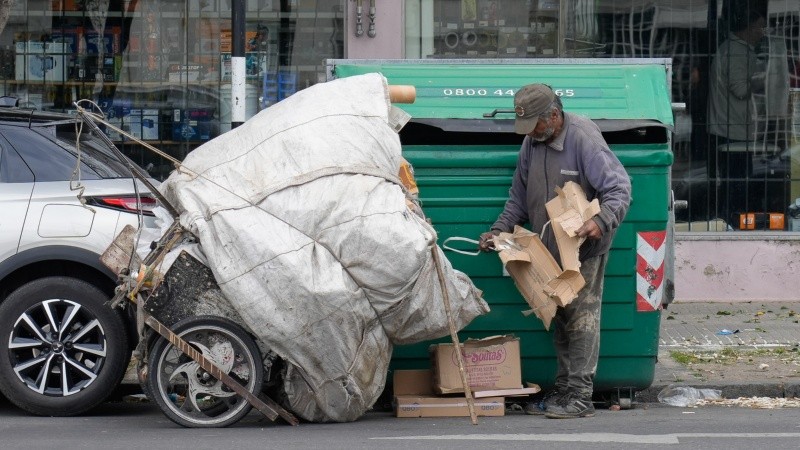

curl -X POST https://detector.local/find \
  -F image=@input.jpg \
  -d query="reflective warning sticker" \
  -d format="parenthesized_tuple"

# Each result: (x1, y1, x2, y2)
(636, 231, 666, 312)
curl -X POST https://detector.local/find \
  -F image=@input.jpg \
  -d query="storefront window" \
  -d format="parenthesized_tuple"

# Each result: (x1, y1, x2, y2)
(404, 0, 800, 232)
(0, 0, 344, 180)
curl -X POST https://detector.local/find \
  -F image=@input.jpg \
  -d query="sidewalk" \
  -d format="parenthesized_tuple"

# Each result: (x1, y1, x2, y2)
(637, 301, 800, 402)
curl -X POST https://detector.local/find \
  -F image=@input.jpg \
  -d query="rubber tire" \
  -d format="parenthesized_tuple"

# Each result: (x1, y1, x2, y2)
(0, 276, 128, 416)
(146, 316, 263, 428)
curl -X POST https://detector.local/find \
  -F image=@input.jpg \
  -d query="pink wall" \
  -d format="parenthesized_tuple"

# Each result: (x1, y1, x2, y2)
(345, 1, 405, 58)
(675, 237, 800, 302)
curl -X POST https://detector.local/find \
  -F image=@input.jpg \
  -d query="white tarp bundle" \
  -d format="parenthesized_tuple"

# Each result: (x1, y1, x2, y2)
(158, 73, 488, 422)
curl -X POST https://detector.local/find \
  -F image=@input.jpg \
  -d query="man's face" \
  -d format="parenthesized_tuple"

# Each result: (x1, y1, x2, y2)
(530, 111, 555, 142)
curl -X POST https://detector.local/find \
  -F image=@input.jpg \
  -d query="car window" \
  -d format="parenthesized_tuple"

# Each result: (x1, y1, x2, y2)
(50, 123, 146, 179)
(0, 135, 34, 183)
(3, 126, 101, 182)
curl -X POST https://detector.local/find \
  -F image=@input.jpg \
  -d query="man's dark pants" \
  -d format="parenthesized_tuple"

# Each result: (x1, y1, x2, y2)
(552, 253, 607, 398)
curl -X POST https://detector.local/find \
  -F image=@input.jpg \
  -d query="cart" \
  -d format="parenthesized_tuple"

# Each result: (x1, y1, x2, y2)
(76, 78, 482, 427)
(73, 103, 300, 428)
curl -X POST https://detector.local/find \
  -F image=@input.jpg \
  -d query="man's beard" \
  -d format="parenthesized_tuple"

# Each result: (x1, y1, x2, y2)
(532, 125, 555, 142)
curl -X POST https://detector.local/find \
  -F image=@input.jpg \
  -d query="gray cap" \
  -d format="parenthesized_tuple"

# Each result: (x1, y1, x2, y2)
(513, 84, 555, 135)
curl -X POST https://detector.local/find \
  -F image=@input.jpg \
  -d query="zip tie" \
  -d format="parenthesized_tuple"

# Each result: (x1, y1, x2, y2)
(442, 236, 482, 256)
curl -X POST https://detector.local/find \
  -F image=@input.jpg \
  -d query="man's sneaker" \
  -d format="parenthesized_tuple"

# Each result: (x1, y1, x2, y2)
(544, 392, 595, 419)
(523, 389, 565, 415)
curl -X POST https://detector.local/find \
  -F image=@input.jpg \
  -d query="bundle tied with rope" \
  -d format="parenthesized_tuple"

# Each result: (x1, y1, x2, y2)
(137, 73, 489, 422)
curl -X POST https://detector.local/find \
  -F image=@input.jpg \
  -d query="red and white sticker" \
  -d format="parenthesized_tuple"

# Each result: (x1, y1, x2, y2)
(636, 231, 666, 312)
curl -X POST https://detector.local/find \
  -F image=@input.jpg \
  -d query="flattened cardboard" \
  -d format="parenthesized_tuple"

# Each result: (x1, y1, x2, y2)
(430, 335, 521, 394)
(395, 395, 505, 417)
(100, 224, 140, 276)
(545, 181, 602, 274)
(494, 182, 601, 326)
(493, 227, 560, 329)
(473, 386, 541, 398)
(393, 369, 505, 418)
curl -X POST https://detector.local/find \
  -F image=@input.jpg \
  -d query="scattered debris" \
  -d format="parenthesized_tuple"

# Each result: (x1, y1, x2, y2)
(123, 394, 150, 403)
(716, 329, 739, 335)
(697, 397, 800, 409)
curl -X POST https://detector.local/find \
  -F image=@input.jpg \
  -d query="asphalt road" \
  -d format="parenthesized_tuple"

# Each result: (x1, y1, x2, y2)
(2, 397, 800, 450)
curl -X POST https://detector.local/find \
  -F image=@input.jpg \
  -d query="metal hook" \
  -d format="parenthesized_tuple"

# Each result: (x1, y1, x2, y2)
(355, 0, 364, 37)
(367, 0, 376, 38)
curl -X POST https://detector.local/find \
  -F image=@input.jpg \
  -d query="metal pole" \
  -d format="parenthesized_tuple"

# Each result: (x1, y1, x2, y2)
(231, 0, 246, 129)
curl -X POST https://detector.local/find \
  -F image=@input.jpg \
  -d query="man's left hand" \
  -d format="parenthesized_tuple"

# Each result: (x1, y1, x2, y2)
(576, 219, 602, 240)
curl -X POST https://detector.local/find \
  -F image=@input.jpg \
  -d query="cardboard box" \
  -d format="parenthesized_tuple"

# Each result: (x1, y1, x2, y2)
(430, 335, 521, 394)
(395, 395, 505, 418)
(15, 42, 68, 82)
(393, 369, 505, 418)
(394, 369, 435, 396)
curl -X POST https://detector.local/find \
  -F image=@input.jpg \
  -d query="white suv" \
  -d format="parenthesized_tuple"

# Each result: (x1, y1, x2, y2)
(0, 108, 156, 416)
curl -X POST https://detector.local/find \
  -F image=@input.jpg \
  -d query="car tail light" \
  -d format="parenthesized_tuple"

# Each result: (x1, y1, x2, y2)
(89, 195, 157, 216)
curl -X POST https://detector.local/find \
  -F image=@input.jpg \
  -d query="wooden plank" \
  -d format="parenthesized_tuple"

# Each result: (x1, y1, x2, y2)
(144, 315, 299, 426)
(100, 224, 140, 276)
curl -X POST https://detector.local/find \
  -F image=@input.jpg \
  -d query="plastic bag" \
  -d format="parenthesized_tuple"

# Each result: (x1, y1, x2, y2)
(657, 385, 722, 407)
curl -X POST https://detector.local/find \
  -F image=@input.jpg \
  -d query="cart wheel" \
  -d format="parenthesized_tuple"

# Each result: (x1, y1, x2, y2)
(146, 316, 263, 428)
(619, 397, 632, 410)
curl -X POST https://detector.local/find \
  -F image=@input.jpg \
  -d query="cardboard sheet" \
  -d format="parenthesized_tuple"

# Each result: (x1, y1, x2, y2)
(493, 182, 600, 328)
(393, 369, 505, 418)
(493, 227, 561, 329)
(545, 181, 602, 276)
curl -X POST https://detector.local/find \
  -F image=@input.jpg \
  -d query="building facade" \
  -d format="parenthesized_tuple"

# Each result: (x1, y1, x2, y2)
(2, 0, 799, 301)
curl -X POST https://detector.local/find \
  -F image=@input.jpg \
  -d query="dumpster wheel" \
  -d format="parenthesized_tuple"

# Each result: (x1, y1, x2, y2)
(596, 387, 636, 410)
(146, 316, 264, 428)
(614, 387, 635, 410)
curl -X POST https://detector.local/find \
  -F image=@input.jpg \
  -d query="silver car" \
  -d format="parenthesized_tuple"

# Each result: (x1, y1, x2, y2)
(0, 108, 157, 416)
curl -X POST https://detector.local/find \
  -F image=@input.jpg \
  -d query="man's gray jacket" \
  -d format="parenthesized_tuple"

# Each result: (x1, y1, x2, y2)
(491, 112, 631, 263)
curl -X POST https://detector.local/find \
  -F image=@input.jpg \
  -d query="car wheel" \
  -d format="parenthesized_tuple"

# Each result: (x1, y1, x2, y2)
(0, 276, 128, 416)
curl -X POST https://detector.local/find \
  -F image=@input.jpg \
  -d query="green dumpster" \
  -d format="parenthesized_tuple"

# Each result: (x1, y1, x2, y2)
(326, 59, 675, 397)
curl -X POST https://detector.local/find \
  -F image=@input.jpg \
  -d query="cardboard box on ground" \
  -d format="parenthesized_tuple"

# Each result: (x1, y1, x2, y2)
(394, 369, 505, 418)
(493, 181, 600, 330)
(431, 335, 521, 394)
(393, 336, 540, 418)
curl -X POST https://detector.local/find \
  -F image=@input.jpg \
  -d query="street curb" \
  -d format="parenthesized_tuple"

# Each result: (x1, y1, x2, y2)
(637, 382, 800, 403)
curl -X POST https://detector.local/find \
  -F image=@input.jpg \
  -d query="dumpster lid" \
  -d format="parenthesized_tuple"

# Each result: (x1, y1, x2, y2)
(327, 59, 674, 133)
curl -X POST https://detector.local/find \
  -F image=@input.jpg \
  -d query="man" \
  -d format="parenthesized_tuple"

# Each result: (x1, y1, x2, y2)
(706, 6, 766, 222)
(478, 84, 631, 419)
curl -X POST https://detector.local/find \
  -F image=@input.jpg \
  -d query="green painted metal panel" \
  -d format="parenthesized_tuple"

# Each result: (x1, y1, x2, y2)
(331, 61, 674, 126)
(332, 60, 672, 393)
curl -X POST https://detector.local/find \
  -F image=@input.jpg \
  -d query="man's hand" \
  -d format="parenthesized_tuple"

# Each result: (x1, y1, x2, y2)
(576, 219, 602, 240)
(478, 230, 501, 252)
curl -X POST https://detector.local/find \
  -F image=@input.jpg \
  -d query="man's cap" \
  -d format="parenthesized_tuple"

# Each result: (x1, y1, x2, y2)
(513, 84, 555, 135)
